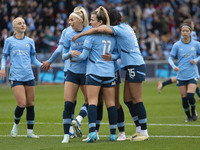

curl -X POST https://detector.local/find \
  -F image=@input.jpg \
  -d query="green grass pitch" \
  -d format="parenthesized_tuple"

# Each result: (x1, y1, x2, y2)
(0, 80, 200, 150)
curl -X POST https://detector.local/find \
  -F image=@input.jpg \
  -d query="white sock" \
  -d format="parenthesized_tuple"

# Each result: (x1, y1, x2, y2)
(118, 131, 125, 135)
(136, 126, 141, 133)
(27, 129, 33, 134)
(14, 123, 19, 128)
(69, 126, 74, 133)
(76, 115, 83, 124)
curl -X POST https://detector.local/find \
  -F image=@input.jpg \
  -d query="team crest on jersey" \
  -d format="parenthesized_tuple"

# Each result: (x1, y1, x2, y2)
(26, 44, 29, 47)
(179, 48, 183, 51)
(191, 47, 195, 51)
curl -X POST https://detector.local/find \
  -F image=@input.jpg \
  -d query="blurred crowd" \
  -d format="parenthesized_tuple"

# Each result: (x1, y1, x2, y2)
(0, 0, 200, 61)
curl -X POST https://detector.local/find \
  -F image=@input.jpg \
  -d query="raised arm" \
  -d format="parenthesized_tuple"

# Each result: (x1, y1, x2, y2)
(72, 25, 114, 41)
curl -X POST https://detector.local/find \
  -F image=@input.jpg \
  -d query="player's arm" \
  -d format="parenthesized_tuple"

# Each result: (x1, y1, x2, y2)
(191, 56, 200, 64)
(0, 53, 8, 80)
(30, 53, 42, 67)
(41, 45, 64, 71)
(72, 49, 89, 61)
(47, 45, 63, 64)
(168, 55, 179, 72)
(192, 42, 200, 64)
(62, 46, 71, 60)
(72, 25, 113, 41)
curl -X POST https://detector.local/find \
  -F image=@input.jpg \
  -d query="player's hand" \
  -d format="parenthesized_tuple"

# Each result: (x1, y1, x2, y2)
(0, 69, 6, 80)
(190, 59, 196, 65)
(41, 60, 50, 71)
(72, 34, 80, 41)
(101, 52, 112, 61)
(47, 65, 52, 72)
(174, 67, 179, 72)
(71, 50, 81, 57)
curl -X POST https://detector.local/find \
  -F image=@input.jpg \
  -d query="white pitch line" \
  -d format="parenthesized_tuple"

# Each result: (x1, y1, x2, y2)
(0, 122, 200, 127)
(0, 135, 200, 138)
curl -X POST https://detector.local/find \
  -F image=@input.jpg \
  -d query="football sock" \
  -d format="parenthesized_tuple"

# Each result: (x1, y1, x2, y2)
(117, 105, 125, 132)
(14, 106, 25, 124)
(26, 105, 34, 130)
(63, 101, 74, 134)
(107, 106, 117, 135)
(96, 105, 103, 131)
(162, 79, 172, 87)
(182, 97, 191, 118)
(187, 93, 196, 112)
(88, 105, 97, 133)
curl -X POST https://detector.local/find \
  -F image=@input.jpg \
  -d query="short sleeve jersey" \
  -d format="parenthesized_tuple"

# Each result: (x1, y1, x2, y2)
(64, 26, 91, 74)
(59, 26, 72, 72)
(3, 35, 36, 81)
(110, 23, 145, 68)
(83, 34, 117, 77)
(170, 39, 200, 80)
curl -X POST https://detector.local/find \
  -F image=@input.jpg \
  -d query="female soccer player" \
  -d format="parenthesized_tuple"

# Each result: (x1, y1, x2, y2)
(0, 17, 42, 138)
(158, 18, 200, 98)
(72, 9, 149, 141)
(41, 6, 88, 139)
(168, 23, 200, 122)
(71, 6, 118, 143)
(74, 9, 126, 142)
(61, 7, 90, 143)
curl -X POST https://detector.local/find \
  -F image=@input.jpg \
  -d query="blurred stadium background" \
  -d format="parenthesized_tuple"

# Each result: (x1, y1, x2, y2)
(1, 0, 200, 84)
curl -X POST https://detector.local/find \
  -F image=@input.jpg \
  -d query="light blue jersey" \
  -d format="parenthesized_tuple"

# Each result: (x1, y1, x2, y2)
(169, 39, 200, 80)
(83, 34, 117, 77)
(110, 23, 145, 68)
(114, 60, 120, 72)
(191, 31, 198, 41)
(59, 26, 72, 72)
(63, 26, 91, 74)
(2, 35, 42, 81)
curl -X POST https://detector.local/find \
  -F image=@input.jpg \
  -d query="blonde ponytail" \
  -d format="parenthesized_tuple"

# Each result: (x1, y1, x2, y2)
(79, 8, 89, 27)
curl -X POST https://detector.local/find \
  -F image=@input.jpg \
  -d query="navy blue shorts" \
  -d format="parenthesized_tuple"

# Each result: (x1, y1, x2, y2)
(115, 70, 121, 84)
(65, 70, 86, 85)
(125, 64, 146, 83)
(10, 80, 35, 88)
(177, 78, 198, 86)
(64, 71, 67, 82)
(86, 74, 115, 87)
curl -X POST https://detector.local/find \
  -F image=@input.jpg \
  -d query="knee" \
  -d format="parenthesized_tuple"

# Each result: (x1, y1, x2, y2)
(16, 101, 26, 108)
(115, 101, 120, 109)
(186, 93, 194, 100)
(18, 103, 26, 108)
